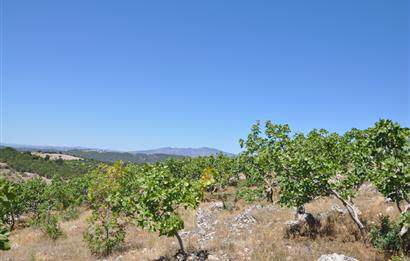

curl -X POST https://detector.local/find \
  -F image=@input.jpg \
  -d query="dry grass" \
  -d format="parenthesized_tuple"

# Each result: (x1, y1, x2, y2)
(31, 152, 82, 161)
(0, 185, 405, 261)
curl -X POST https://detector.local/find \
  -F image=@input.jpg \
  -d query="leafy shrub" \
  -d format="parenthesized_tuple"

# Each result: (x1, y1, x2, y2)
(18, 178, 47, 215)
(32, 205, 63, 240)
(84, 161, 126, 256)
(0, 178, 19, 230)
(235, 185, 263, 203)
(60, 206, 80, 221)
(0, 222, 10, 250)
(199, 167, 216, 192)
(120, 164, 202, 254)
(390, 254, 408, 261)
(165, 154, 237, 189)
(0, 178, 16, 250)
(370, 215, 409, 256)
(84, 212, 126, 256)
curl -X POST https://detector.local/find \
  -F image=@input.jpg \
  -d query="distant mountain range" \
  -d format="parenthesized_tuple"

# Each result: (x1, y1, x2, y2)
(133, 147, 234, 157)
(0, 144, 235, 164)
(0, 143, 93, 152)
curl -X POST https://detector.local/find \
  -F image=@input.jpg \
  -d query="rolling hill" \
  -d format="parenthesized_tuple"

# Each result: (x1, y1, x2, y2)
(133, 147, 234, 157)
(65, 150, 182, 164)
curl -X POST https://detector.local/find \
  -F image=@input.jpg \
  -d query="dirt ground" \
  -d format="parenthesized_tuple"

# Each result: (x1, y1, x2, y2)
(0, 185, 406, 261)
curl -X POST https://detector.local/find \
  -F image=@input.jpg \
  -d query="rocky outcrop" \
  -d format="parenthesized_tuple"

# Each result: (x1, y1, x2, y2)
(225, 205, 259, 233)
(317, 253, 358, 261)
(196, 208, 218, 243)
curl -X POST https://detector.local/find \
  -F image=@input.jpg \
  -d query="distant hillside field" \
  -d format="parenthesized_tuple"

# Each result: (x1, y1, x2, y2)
(31, 152, 82, 161)
(66, 150, 183, 163)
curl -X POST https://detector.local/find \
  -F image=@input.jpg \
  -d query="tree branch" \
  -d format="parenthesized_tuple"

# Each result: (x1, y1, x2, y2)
(330, 189, 364, 231)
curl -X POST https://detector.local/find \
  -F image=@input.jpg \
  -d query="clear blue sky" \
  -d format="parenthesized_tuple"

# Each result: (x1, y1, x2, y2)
(2, 0, 409, 153)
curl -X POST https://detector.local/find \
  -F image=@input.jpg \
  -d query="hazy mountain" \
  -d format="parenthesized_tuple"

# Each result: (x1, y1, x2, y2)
(0, 143, 93, 152)
(133, 147, 235, 157)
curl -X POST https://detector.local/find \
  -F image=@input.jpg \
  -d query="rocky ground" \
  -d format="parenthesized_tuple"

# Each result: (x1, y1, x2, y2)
(0, 162, 51, 183)
(0, 184, 406, 261)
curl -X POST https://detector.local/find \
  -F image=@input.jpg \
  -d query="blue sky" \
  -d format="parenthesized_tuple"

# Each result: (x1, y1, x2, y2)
(2, 0, 409, 153)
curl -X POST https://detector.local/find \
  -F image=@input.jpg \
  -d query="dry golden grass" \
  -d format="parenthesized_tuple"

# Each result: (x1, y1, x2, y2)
(0, 185, 405, 261)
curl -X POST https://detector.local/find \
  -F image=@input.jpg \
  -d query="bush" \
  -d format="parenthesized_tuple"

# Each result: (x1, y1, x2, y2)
(84, 161, 126, 256)
(371, 215, 409, 256)
(0, 222, 10, 250)
(84, 213, 126, 256)
(32, 205, 63, 240)
(60, 206, 80, 221)
(235, 185, 263, 203)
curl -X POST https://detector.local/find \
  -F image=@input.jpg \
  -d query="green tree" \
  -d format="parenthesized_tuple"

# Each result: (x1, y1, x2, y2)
(84, 161, 126, 256)
(0, 178, 16, 250)
(240, 121, 368, 230)
(365, 119, 410, 213)
(0, 223, 10, 251)
(120, 164, 202, 255)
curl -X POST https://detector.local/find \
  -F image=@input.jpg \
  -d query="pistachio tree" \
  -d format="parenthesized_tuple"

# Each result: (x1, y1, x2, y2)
(0, 178, 18, 230)
(0, 178, 15, 250)
(365, 119, 410, 213)
(84, 161, 126, 256)
(238, 121, 291, 202)
(240, 121, 368, 230)
(0, 224, 10, 251)
(119, 164, 202, 255)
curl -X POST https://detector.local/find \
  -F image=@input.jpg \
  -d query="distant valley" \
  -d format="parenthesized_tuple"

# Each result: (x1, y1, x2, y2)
(0, 144, 234, 164)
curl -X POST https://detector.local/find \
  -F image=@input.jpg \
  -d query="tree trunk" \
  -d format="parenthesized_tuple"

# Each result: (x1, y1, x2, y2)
(10, 212, 15, 231)
(175, 231, 185, 254)
(396, 201, 403, 213)
(330, 190, 364, 231)
(399, 205, 410, 237)
(266, 186, 273, 203)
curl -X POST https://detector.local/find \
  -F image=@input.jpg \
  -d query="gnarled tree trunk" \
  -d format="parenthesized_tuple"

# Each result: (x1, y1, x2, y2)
(330, 189, 364, 231)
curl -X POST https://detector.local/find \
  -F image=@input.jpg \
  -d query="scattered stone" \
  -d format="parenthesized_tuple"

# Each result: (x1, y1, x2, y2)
(174, 249, 209, 261)
(115, 255, 124, 261)
(285, 220, 302, 226)
(196, 208, 218, 242)
(179, 231, 191, 239)
(331, 204, 347, 215)
(228, 176, 238, 186)
(384, 198, 393, 203)
(11, 242, 18, 250)
(317, 253, 358, 261)
(254, 204, 262, 209)
(69, 225, 79, 231)
(209, 201, 224, 210)
(207, 254, 219, 260)
(399, 226, 409, 237)
(285, 208, 320, 238)
(225, 206, 257, 233)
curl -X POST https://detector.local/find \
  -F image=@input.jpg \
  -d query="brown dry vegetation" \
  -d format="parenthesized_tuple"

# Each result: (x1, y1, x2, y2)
(0, 185, 406, 261)
(31, 152, 82, 161)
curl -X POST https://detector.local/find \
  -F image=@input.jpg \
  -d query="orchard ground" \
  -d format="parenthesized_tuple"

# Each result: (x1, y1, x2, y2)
(0, 183, 406, 261)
